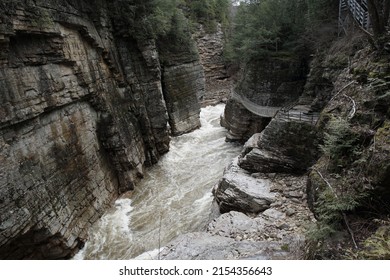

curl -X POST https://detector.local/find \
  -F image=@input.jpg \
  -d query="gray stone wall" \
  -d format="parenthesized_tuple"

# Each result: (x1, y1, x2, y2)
(0, 0, 203, 259)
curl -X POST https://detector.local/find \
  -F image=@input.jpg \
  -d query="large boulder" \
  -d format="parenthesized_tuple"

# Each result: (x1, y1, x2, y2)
(239, 118, 320, 174)
(213, 158, 275, 214)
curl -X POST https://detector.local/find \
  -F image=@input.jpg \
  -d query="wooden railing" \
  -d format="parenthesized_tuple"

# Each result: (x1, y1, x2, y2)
(339, 0, 370, 34)
(348, 0, 370, 28)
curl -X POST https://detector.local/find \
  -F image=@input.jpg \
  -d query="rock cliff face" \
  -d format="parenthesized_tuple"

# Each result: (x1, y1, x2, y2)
(221, 99, 270, 142)
(222, 56, 308, 142)
(0, 0, 204, 259)
(238, 119, 320, 174)
(195, 24, 232, 106)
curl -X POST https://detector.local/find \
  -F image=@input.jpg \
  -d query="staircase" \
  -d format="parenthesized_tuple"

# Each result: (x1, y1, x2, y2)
(339, 0, 370, 35)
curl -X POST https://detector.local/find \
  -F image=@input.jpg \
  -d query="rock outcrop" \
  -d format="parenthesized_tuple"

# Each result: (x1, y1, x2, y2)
(162, 172, 314, 260)
(0, 0, 204, 259)
(195, 24, 232, 106)
(161, 232, 286, 260)
(238, 118, 320, 174)
(213, 158, 275, 214)
(162, 62, 203, 135)
(222, 56, 308, 142)
(221, 99, 271, 142)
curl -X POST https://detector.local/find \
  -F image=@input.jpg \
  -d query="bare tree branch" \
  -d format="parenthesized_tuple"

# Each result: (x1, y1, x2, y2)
(330, 81, 356, 102)
(343, 93, 357, 119)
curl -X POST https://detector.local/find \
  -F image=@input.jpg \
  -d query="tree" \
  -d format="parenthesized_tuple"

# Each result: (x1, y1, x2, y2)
(226, 0, 308, 63)
(367, 0, 390, 37)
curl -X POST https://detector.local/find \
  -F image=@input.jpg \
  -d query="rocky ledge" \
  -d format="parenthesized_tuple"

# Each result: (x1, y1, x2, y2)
(238, 118, 320, 174)
(213, 158, 275, 214)
(161, 164, 314, 260)
(161, 107, 318, 259)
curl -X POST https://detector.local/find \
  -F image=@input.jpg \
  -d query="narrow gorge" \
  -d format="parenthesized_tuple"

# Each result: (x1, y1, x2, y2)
(1, 0, 389, 260)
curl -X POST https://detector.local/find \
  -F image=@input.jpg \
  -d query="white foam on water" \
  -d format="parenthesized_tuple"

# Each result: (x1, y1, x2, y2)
(78, 104, 242, 259)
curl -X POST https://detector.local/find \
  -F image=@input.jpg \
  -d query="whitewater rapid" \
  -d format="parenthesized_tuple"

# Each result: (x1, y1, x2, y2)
(74, 104, 242, 260)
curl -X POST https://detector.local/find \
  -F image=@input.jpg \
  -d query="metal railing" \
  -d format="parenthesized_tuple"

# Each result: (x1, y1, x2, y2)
(348, 0, 370, 29)
(277, 109, 320, 125)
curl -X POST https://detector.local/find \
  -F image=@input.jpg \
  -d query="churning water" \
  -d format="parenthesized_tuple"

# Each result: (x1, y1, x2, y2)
(74, 104, 242, 260)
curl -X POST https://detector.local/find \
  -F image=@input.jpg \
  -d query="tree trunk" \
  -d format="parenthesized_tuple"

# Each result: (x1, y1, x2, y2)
(367, 0, 390, 36)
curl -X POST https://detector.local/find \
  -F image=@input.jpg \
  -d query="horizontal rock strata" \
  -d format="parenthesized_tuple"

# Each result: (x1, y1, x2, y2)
(195, 24, 233, 106)
(213, 158, 276, 214)
(0, 0, 204, 259)
(239, 119, 320, 174)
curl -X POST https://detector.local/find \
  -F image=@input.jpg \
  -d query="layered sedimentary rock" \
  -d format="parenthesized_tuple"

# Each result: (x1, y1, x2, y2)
(223, 57, 308, 141)
(213, 158, 275, 214)
(221, 99, 271, 142)
(0, 0, 204, 259)
(162, 62, 204, 135)
(195, 24, 232, 106)
(238, 119, 320, 174)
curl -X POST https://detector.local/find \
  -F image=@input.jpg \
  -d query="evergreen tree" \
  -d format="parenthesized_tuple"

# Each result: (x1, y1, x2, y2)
(226, 0, 338, 63)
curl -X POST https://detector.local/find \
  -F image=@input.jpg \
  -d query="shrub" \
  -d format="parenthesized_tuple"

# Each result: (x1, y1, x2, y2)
(320, 117, 360, 171)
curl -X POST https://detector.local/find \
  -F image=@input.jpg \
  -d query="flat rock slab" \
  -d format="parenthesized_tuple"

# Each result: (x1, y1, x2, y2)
(160, 232, 286, 260)
(213, 158, 275, 214)
(207, 211, 264, 238)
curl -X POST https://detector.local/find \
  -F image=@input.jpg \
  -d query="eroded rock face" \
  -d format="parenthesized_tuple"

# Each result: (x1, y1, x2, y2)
(235, 58, 307, 106)
(0, 103, 118, 259)
(223, 57, 308, 142)
(162, 62, 203, 135)
(221, 99, 271, 142)
(0, 0, 203, 259)
(239, 119, 320, 174)
(195, 24, 233, 106)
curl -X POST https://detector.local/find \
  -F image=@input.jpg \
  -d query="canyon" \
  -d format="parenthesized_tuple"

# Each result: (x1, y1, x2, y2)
(1, 0, 389, 260)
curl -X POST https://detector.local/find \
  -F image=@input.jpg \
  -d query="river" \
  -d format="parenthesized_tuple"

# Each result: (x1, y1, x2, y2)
(74, 104, 242, 260)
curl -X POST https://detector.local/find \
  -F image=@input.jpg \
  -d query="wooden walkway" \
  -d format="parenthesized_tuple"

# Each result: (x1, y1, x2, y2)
(339, 0, 370, 35)
(231, 91, 319, 124)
